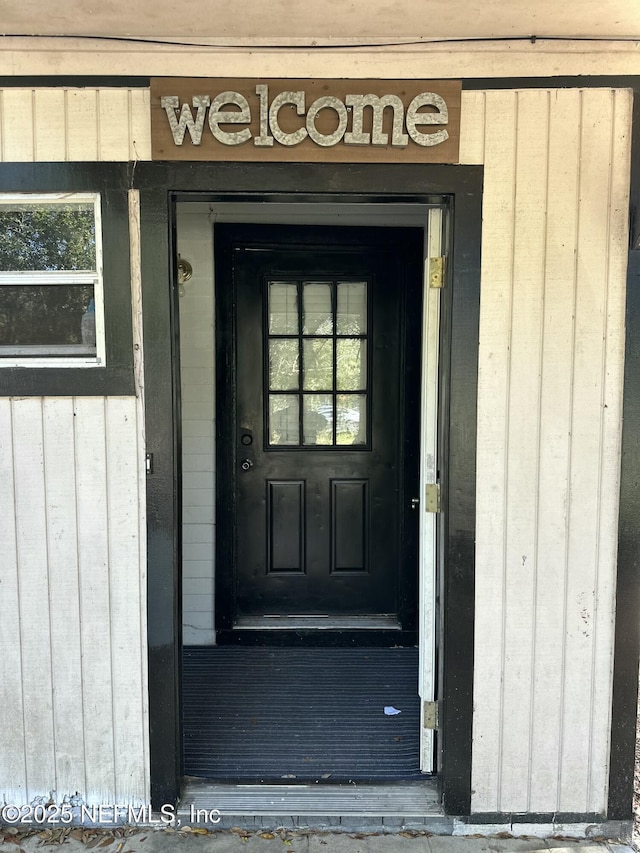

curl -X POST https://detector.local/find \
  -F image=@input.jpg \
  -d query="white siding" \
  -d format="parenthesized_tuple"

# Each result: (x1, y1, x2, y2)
(0, 81, 632, 819)
(470, 88, 632, 815)
(177, 209, 216, 645)
(0, 397, 149, 807)
(0, 88, 151, 162)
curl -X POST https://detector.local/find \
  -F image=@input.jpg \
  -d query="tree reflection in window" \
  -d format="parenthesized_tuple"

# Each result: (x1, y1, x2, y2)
(266, 279, 368, 448)
(0, 198, 101, 357)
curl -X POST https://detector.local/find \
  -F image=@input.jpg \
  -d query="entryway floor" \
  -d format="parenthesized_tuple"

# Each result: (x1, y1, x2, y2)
(182, 646, 421, 783)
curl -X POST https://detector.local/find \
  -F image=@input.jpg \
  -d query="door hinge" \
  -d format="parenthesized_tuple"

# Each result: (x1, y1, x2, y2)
(145, 453, 154, 475)
(423, 700, 440, 730)
(429, 256, 446, 289)
(425, 482, 441, 513)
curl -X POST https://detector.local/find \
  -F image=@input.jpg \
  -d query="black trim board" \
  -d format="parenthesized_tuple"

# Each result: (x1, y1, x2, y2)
(438, 177, 481, 815)
(138, 187, 182, 806)
(462, 76, 640, 90)
(0, 76, 150, 88)
(607, 90, 640, 821)
(135, 161, 482, 814)
(0, 75, 636, 90)
(0, 162, 135, 397)
(463, 812, 606, 825)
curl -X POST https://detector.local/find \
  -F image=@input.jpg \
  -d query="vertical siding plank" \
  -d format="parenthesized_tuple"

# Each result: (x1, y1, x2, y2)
(459, 90, 486, 165)
(129, 89, 152, 161)
(588, 88, 632, 813)
(0, 400, 27, 803)
(97, 89, 131, 161)
(42, 398, 86, 800)
(66, 90, 99, 161)
(11, 398, 56, 799)
(74, 397, 116, 803)
(1, 89, 34, 161)
(472, 89, 517, 813)
(499, 89, 550, 811)
(560, 89, 615, 812)
(129, 192, 151, 801)
(528, 88, 582, 812)
(33, 89, 66, 161)
(105, 397, 147, 803)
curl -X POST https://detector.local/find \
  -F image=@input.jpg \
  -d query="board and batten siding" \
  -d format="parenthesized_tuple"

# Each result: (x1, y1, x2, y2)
(0, 88, 151, 162)
(467, 88, 632, 815)
(0, 85, 633, 817)
(0, 396, 149, 807)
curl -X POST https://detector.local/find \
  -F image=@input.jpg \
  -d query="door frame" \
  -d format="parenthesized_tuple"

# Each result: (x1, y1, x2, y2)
(136, 161, 482, 814)
(213, 222, 424, 644)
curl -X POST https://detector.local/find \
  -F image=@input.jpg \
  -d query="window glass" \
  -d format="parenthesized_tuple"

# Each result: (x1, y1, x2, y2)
(0, 203, 96, 271)
(0, 194, 103, 365)
(265, 278, 369, 448)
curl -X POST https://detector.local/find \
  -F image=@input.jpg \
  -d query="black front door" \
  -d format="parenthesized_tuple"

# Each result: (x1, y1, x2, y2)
(216, 224, 422, 633)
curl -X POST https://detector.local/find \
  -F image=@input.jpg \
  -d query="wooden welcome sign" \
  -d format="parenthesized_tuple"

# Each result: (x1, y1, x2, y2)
(150, 78, 461, 163)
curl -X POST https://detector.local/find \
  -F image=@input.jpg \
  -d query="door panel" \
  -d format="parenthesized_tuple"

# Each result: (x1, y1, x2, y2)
(215, 225, 422, 631)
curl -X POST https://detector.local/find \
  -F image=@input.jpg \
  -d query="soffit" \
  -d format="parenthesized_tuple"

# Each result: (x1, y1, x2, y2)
(0, 0, 638, 44)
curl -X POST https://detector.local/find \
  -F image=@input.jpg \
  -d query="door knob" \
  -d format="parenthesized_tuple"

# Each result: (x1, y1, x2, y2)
(240, 458, 254, 471)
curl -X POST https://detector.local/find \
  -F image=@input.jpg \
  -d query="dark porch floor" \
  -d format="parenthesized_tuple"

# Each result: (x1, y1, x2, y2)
(182, 646, 421, 783)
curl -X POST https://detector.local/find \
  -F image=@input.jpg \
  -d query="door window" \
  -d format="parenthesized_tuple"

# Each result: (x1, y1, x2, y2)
(266, 279, 368, 448)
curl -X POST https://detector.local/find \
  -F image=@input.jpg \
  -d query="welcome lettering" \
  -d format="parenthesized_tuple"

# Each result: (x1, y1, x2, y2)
(160, 86, 450, 150)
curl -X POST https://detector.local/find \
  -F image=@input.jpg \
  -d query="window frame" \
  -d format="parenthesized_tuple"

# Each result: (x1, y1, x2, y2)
(0, 191, 105, 367)
(0, 164, 134, 398)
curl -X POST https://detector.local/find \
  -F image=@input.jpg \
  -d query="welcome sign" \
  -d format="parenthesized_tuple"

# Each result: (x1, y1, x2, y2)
(150, 78, 461, 163)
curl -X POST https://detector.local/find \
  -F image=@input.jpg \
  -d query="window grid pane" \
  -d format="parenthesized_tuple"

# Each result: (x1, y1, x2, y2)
(269, 282, 299, 335)
(269, 394, 300, 446)
(269, 338, 300, 390)
(266, 279, 369, 448)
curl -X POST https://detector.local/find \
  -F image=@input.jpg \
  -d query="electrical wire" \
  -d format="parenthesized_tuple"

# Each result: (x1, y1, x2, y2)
(0, 33, 638, 50)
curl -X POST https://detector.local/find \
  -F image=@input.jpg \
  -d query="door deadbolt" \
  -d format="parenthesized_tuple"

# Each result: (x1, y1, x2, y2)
(240, 458, 254, 471)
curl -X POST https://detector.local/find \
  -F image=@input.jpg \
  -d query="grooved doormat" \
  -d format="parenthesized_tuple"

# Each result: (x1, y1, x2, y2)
(182, 647, 421, 782)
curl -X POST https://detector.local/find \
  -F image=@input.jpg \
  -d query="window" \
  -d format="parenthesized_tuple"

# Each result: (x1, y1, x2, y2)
(267, 278, 369, 447)
(0, 193, 104, 366)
